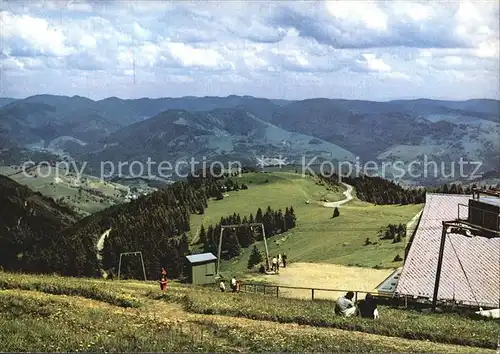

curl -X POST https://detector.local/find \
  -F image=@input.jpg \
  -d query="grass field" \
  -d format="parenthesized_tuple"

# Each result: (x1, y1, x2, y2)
(0, 272, 495, 353)
(174, 288, 499, 350)
(190, 171, 423, 275)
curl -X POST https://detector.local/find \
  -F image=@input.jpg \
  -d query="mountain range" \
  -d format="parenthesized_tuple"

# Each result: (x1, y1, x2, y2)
(0, 94, 498, 185)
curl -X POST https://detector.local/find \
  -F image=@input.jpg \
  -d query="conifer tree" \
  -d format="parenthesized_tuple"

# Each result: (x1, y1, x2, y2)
(198, 225, 207, 245)
(247, 245, 263, 269)
(256, 208, 263, 223)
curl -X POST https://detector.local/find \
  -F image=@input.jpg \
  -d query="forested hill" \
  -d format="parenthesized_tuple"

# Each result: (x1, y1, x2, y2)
(65, 171, 249, 279)
(316, 173, 425, 205)
(342, 175, 426, 204)
(0, 170, 251, 279)
(0, 175, 80, 274)
(320, 173, 498, 205)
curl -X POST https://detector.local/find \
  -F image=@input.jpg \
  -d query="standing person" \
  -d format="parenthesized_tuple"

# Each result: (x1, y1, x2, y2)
(282, 253, 287, 268)
(272, 256, 278, 272)
(159, 274, 168, 295)
(278, 253, 282, 267)
(236, 280, 241, 293)
(334, 291, 357, 317)
(276, 255, 280, 272)
(219, 279, 226, 292)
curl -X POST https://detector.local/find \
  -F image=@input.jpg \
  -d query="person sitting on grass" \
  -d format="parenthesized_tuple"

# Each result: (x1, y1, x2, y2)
(358, 293, 379, 319)
(335, 291, 357, 317)
(230, 276, 237, 292)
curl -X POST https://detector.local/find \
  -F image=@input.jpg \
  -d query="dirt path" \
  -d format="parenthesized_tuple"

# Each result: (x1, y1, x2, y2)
(250, 262, 392, 300)
(322, 182, 353, 208)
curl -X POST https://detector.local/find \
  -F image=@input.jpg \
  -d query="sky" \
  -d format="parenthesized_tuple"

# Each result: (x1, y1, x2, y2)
(1, 0, 499, 101)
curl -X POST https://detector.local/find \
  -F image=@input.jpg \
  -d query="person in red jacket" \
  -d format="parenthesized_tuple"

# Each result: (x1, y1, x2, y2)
(159, 269, 168, 294)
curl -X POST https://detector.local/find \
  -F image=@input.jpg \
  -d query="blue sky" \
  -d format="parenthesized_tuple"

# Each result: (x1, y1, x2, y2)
(1, 0, 499, 101)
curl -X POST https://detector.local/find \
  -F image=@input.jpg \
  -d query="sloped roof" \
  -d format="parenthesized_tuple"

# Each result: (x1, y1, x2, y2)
(396, 193, 500, 308)
(186, 252, 217, 264)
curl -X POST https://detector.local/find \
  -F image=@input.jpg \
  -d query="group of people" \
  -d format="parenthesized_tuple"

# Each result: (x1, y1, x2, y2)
(219, 276, 240, 292)
(334, 291, 379, 319)
(271, 253, 287, 272)
(158, 267, 241, 295)
(158, 266, 378, 321)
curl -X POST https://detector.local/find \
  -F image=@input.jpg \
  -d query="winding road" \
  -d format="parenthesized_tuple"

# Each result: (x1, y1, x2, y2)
(322, 182, 354, 208)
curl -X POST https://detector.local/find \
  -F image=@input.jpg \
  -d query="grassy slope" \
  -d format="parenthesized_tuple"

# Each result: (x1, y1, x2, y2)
(0, 166, 130, 216)
(179, 289, 499, 350)
(0, 272, 494, 353)
(190, 172, 423, 275)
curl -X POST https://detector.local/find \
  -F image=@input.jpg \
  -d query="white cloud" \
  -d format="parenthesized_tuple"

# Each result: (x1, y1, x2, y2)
(392, 2, 432, 22)
(79, 34, 97, 49)
(242, 51, 269, 70)
(420, 50, 433, 58)
(475, 40, 500, 58)
(1, 11, 74, 57)
(133, 22, 152, 41)
(356, 54, 392, 72)
(0, 1, 498, 100)
(67, 1, 93, 13)
(325, 1, 388, 31)
(164, 42, 231, 70)
(384, 72, 411, 80)
(443, 56, 462, 66)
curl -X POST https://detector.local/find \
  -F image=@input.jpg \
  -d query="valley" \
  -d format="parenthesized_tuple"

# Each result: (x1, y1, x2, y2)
(1, 95, 499, 185)
(0, 165, 155, 217)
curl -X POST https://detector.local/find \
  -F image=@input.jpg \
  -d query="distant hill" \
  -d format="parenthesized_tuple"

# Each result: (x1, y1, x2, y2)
(268, 98, 499, 159)
(0, 99, 121, 146)
(1, 94, 498, 185)
(79, 108, 355, 178)
(0, 97, 18, 108)
(267, 98, 500, 181)
(0, 94, 284, 149)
